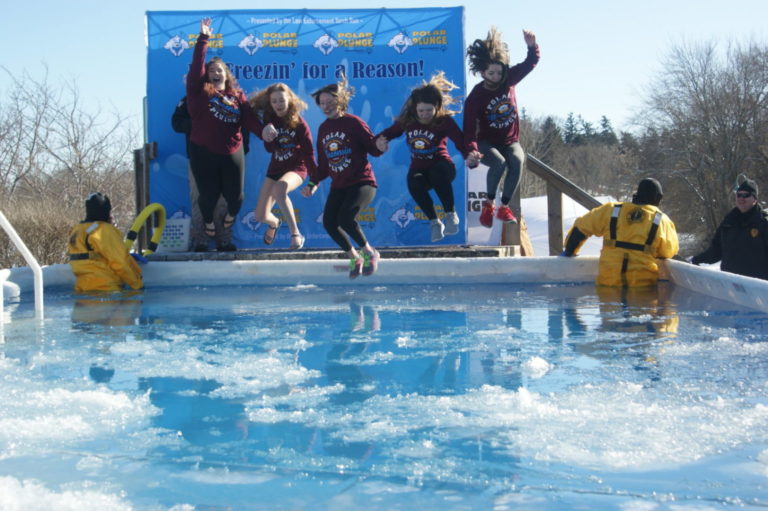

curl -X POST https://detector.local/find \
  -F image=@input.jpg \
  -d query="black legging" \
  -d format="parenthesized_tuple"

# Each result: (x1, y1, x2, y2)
(323, 184, 376, 252)
(407, 160, 456, 220)
(188, 142, 245, 224)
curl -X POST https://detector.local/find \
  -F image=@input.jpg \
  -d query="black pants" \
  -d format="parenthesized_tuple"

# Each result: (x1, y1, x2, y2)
(323, 184, 376, 252)
(407, 160, 456, 220)
(188, 142, 245, 224)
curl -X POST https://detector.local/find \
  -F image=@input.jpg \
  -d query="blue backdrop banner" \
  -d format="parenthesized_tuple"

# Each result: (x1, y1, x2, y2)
(146, 8, 466, 249)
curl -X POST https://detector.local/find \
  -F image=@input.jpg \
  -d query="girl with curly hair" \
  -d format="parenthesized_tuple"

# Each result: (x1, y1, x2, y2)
(185, 18, 274, 251)
(464, 27, 539, 229)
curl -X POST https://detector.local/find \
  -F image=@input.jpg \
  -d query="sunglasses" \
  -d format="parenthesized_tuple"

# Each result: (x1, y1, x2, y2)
(736, 192, 754, 199)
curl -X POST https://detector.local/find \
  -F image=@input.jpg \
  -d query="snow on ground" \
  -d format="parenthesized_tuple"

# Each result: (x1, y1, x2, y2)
(521, 195, 608, 257)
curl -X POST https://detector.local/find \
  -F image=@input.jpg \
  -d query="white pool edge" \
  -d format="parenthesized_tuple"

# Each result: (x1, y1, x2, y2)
(4, 257, 768, 313)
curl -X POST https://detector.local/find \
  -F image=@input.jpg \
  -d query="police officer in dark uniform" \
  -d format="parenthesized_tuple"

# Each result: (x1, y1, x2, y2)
(692, 178, 768, 280)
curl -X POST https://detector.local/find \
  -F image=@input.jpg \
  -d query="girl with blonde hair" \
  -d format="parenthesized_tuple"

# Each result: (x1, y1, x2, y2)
(250, 83, 316, 249)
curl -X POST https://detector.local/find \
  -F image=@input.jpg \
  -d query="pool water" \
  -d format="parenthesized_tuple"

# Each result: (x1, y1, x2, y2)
(1, 283, 767, 510)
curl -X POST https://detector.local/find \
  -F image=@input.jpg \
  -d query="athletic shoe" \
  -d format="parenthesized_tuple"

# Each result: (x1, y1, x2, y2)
(349, 256, 364, 279)
(362, 249, 380, 277)
(430, 219, 445, 242)
(193, 243, 208, 252)
(496, 205, 518, 224)
(443, 211, 460, 235)
(479, 201, 495, 228)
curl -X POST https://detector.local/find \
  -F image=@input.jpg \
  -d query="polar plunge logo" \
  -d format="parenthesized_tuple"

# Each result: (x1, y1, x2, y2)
(387, 32, 413, 54)
(390, 207, 416, 228)
(164, 35, 190, 57)
(314, 34, 339, 56)
(238, 34, 264, 56)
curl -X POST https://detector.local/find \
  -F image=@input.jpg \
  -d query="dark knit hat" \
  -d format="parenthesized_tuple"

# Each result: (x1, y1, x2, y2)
(632, 178, 663, 206)
(737, 178, 758, 198)
(85, 192, 112, 222)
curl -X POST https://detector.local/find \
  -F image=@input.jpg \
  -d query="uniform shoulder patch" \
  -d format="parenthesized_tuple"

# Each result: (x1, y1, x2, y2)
(627, 208, 645, 224)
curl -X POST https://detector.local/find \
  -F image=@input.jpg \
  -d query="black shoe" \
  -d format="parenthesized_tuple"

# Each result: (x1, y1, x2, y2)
(217, 242, 237, 252)
(193, 244, 208, 252)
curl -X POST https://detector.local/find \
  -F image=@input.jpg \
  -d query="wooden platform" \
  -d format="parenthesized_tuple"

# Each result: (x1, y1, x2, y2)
(146, 245, 521, 262)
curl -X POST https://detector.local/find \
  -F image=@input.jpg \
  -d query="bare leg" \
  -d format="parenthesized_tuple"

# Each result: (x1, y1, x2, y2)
(253, 178, 279, 229)
(272, 172, 304, 235)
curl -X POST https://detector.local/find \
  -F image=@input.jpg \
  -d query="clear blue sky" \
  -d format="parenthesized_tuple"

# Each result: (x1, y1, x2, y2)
(2, 0, 766, 136)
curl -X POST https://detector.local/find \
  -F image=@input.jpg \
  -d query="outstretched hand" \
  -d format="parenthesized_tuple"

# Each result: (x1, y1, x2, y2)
(200, 18, 212, 36)
(262, 124, 278, 142)
(375, 135, 389, 153)
(466, 150, 482, 169)
(523, 29, 536, 47)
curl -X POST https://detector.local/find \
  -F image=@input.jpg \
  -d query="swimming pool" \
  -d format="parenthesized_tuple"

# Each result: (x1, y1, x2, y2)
(1, 272, 767, 510)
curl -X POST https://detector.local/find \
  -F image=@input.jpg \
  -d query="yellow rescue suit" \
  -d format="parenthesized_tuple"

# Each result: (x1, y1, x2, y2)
(565, 202, 679, 287)
(68, 221, 143, 293)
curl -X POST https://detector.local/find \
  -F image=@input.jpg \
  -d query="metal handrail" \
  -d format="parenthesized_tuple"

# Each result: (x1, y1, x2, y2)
(0, 210, 44, 319)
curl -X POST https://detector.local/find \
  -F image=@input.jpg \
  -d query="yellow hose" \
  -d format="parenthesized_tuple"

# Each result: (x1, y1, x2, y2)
(125, 203, 166, 255)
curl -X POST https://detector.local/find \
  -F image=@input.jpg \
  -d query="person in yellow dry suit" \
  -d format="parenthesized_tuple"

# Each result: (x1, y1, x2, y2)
(561, 178, 679, 287)
(67, 193, 143, 293)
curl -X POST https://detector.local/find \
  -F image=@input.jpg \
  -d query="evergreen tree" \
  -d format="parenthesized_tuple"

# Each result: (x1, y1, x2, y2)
(563, 113, 579, 145)
(598, 116, 619, 145)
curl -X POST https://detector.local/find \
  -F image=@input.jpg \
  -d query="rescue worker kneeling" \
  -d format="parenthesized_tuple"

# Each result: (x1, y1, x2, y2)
(561, 178, 679, 287)
(68, 193, 143, 293)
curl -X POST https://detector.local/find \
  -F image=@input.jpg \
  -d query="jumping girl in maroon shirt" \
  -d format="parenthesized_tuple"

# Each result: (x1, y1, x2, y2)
(186, 18, 271, 250)
(301, 77, 383, 278)
(464, 27, 539, 229)
(376, 72, 481, 242)
(249, 83, 316, 250)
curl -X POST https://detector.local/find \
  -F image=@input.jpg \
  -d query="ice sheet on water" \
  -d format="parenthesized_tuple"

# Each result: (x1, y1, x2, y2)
(93, 337, 321, 399)
(0, 476, 133, 511)
(0, 355, 160, 459)
(245, 380, 768, 472)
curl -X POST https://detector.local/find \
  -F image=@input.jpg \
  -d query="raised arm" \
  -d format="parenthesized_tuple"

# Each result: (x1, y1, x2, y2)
(187, 18, 212, 95)
(523, 29, 536, 48)
(507, 29, 540, 87)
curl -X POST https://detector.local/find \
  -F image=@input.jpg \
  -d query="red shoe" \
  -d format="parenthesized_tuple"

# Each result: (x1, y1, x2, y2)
(496, 205, 518, 224)
(479, 201, 495, 228)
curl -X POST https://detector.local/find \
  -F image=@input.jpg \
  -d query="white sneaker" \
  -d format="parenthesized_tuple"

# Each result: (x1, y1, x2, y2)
(443, 211, 459, 235)
(430, 219, 445, 242)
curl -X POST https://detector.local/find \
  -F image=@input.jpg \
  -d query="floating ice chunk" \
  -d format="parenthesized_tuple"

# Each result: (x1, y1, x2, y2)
(172, 467, 277, 486)
(522, 356, 551, 379)
(281, 284, 320, 292)
(618, 501, 658, 511)
(396, 336, 414, 348)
